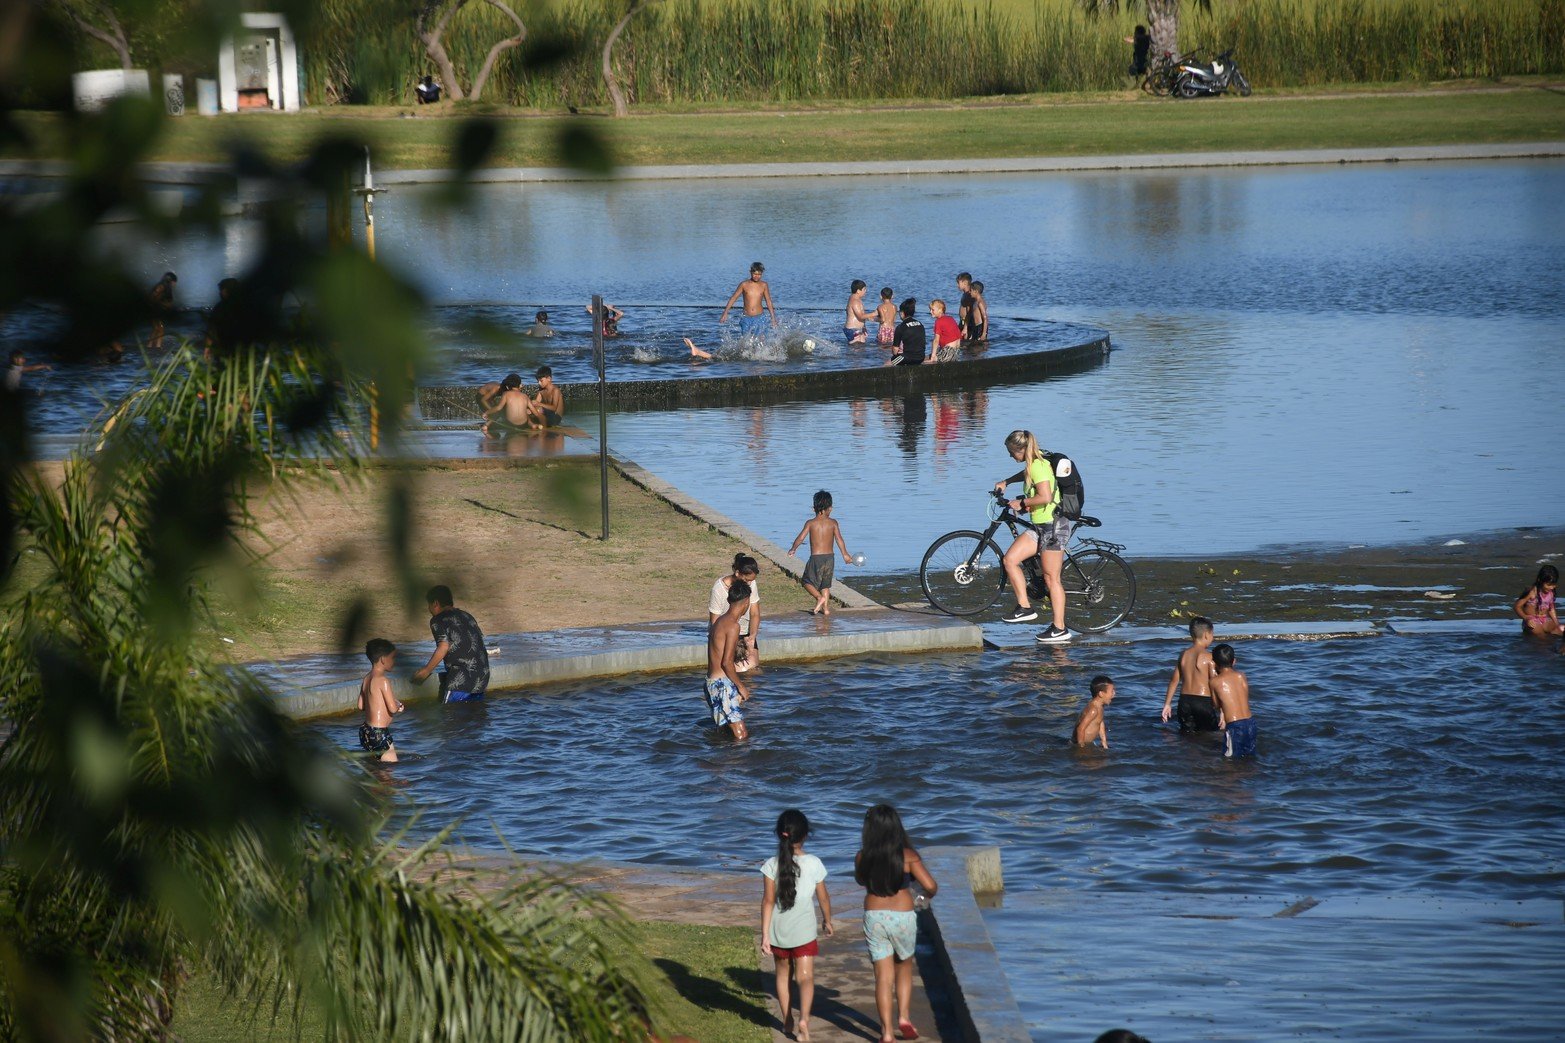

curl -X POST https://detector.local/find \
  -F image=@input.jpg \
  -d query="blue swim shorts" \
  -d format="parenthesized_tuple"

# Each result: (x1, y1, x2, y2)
(843, 325, 865, 343)
(1225, 716, 1258, 758)
(739, 313, 768, 337)
(704, 675, 744, 728)
(443, 689, 485, 704)
(864, 909, 917, 962)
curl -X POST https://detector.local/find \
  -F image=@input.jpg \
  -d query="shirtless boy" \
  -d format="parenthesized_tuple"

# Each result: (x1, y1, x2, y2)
(788, 490, 854, 615)
(873, 288, 897, 346)
(956, 273, 974, 340)
(844, 280, 870, 344)
(707, 582, 754, 740)
(533, 366, 564, 426)
(1210, 643, 1257, 758)
(1072, 675, 1116, 749)
(720, 262, 777, 338)
(358, 638, 405, 763)
(1161, 617, 1219, 732)
(482, 372, 543, 435)
(966, 281, 989, 343)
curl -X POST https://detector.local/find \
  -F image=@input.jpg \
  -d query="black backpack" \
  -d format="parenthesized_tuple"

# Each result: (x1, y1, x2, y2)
(1043, 451, 1085, 520)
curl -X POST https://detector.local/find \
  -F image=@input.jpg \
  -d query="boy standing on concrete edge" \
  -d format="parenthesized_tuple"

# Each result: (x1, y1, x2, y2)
(789, 490, 855, 616)
(707, 582, 753, 740)
(412, 585, 490, 703)
(358, 638, 405, 762)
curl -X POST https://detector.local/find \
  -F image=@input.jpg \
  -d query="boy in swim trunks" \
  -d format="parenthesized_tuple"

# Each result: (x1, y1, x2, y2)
(720, 261, 776, 338)
(1161, 616, 1219, 732)
(789, 490, 855, 615)
(844, 280, 870, 344)
(358, 638, 405, 763)
(533, 366, 564, 426)
(1072, 675, 1116, 749)
(956, 272, 974, 340)
(1210, 643, 1257, 758)
(929, 299, 962, 363)
(966, 280, 988, 343)
(707, 581, 753, 740)
(873, 287, 897, 346)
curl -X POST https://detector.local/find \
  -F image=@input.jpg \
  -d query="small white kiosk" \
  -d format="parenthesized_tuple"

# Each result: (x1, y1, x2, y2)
(217, 13, 301, 112)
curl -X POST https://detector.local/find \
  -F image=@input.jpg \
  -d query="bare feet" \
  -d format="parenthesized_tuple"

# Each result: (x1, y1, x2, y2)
(796, 1018, 810, 1041)
(684, 337, 712, 360)
(782, 1011, 793, 1038)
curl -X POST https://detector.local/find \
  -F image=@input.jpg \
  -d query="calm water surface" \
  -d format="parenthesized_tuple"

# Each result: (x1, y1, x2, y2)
(10, 160, 1563, 558)
(331, 633, 1565, 898)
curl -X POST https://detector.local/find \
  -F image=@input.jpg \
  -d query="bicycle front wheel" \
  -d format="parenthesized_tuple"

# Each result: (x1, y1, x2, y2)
(920, 531, 1007, 617)
(1063, 548, 1137, 632)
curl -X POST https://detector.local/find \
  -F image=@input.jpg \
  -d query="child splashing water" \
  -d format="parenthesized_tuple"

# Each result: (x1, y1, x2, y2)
(761, 809, 833, 1041)
(1514, 565, 1560, 639)
(856, 804, 937, 1043)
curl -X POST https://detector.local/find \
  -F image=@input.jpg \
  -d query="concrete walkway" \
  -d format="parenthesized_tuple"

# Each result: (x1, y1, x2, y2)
(258, 607, 982, 720)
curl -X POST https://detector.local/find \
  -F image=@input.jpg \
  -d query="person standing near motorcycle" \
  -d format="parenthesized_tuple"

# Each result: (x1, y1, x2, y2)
(1125, 25, 1151, 80)
(993, 429, 1073, 643)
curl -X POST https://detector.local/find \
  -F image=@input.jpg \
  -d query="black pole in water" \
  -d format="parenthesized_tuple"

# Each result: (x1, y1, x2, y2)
(594, 293, 609, 540)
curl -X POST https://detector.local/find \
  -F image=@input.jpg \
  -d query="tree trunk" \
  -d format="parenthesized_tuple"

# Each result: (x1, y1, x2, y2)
(468, 0, 527, 102)
(416, 0, 467, 101)
(1146, 0, 1180, 59)
(602, 0, 652, 119)
(73, 5, 132, 70)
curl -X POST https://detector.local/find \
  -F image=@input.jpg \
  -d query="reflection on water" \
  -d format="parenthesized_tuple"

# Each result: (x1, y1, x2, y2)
(326, 633, 1565, 899)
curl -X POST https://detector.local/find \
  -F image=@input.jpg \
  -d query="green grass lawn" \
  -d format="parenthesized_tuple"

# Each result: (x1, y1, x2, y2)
(11, 84, 1563, 172)
(174, 920, 771, 1042)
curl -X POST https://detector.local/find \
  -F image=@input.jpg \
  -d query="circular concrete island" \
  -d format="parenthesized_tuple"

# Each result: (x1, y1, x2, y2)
(416, 308, 1111, 416)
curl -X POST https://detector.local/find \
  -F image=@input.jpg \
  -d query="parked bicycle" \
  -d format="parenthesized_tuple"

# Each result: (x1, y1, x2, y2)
(1141, 48, 1201, 97)
(920, 492, 1137, 632)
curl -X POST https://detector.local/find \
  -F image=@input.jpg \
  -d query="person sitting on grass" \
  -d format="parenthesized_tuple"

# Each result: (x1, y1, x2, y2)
(415, 75, 441, 104)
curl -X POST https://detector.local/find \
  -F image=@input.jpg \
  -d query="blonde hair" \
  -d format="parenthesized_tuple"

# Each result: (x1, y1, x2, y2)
(1004, 429, 1040, 467)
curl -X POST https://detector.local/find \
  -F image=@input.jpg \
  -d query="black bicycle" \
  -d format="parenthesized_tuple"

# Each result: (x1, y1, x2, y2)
(919, 492, 1137, 632)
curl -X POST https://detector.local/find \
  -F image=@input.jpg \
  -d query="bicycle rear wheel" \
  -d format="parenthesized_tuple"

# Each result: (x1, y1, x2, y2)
(1062, 548, 1137, 632)
(920, 531, 1007, 617)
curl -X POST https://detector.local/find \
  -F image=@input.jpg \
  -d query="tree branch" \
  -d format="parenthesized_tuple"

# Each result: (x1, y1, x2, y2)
(67, 2, 132, 70)
(602, 0, 654, 119)
(415, 0, 468, 101)
(468, 0, 527, 103)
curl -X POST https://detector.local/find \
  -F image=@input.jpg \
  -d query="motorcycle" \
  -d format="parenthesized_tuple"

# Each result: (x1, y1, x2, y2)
(1173, 49, 1252, 98)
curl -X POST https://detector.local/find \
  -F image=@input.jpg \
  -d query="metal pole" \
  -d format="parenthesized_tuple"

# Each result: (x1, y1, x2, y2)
(362, 146, 376, 262)
(593, 293, 609, 540)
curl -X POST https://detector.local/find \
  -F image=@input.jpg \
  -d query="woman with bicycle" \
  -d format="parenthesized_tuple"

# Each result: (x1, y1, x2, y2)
(993, 429, 1073, 643)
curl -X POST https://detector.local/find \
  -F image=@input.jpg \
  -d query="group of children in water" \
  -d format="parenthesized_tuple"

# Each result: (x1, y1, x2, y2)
(845, 272, 988, 367)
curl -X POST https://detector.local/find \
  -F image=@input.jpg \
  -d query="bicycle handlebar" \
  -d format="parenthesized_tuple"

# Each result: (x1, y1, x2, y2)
(990, 490, 1100, 528)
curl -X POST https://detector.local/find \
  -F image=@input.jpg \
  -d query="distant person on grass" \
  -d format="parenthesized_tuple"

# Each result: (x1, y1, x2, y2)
(1162, 616, 1219, 731)
(789, 490, 855, 615)
(412, 585, 490, 703)
(1211, 643, 1257, 758)
(1072, 675, 1116, 749)
(720, 261, 777, 338)
(1126, 24, 1152, 79)
(414, 74, 441, 103)
(710, 554, 763, 674)
(760, 808, 833, 1042)
(1514, 564, 1560, 639)
(855, 804, 937, 1043)
(358, 638, 404, 763)
(707, 580, 753, 740)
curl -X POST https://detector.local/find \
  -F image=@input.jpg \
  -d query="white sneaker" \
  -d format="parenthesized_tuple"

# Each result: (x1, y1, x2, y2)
(1035, 626, 1073, 644)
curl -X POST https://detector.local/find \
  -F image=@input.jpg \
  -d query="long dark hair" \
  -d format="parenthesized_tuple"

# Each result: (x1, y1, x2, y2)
(1522, 564, 1559, 601)
(774, 809, 810, 912)
(855, 804, 911, 898)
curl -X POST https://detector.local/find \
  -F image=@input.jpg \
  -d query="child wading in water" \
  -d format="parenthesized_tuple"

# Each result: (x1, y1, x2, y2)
(873, 287, 897, 347)
(1514, 565, 1560, 639)
(358, 638, 405, 763)
(761, 809, 833, 1041)
(856, 805, 936, 1043)
(789, 490, 854, 615)
(1072, 675, 1116, 749)
(1211, 643, 1257, 758)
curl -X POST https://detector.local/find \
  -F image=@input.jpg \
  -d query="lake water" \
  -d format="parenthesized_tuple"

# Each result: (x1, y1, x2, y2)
(10, 160, 1563, 560)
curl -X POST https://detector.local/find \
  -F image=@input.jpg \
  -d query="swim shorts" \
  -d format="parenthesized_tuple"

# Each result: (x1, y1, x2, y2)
(540, 408, 561, 427)
(935, 345, 960, 363)
(739, 313, 768, 337)
(801, 553, 835, 591)
(1177, 694, 1221, 732)
(1225, 716, 1259, 758)
(844, 326, 865, 343)
(877, 323, 895, 345)
(358, 724, 393, 752)
(863, 909, 917, 962)
(704, 675, 744, 728)
(443, 689, 485, 704)
(771, 940, 819, 959)
(966, 321, 987, 341)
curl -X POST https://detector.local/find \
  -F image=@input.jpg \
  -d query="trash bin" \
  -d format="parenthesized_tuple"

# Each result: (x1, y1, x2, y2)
(196, 78, 219, 115)
(164, 74, 185, 116)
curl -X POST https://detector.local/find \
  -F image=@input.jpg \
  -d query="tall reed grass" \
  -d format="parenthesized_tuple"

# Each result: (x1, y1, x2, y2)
(300, 0, 1565, 107)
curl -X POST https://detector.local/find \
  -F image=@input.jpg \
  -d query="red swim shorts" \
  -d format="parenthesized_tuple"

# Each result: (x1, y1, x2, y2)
(770, 940, 819, 959)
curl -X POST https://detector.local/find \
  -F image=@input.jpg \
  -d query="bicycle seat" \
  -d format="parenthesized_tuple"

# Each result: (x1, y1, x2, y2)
(1075, 515, 1102, 528)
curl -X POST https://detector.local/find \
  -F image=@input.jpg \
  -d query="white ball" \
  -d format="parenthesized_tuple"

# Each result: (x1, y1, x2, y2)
(853, 553, 866, 566)
(802, 338, 816, 352)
